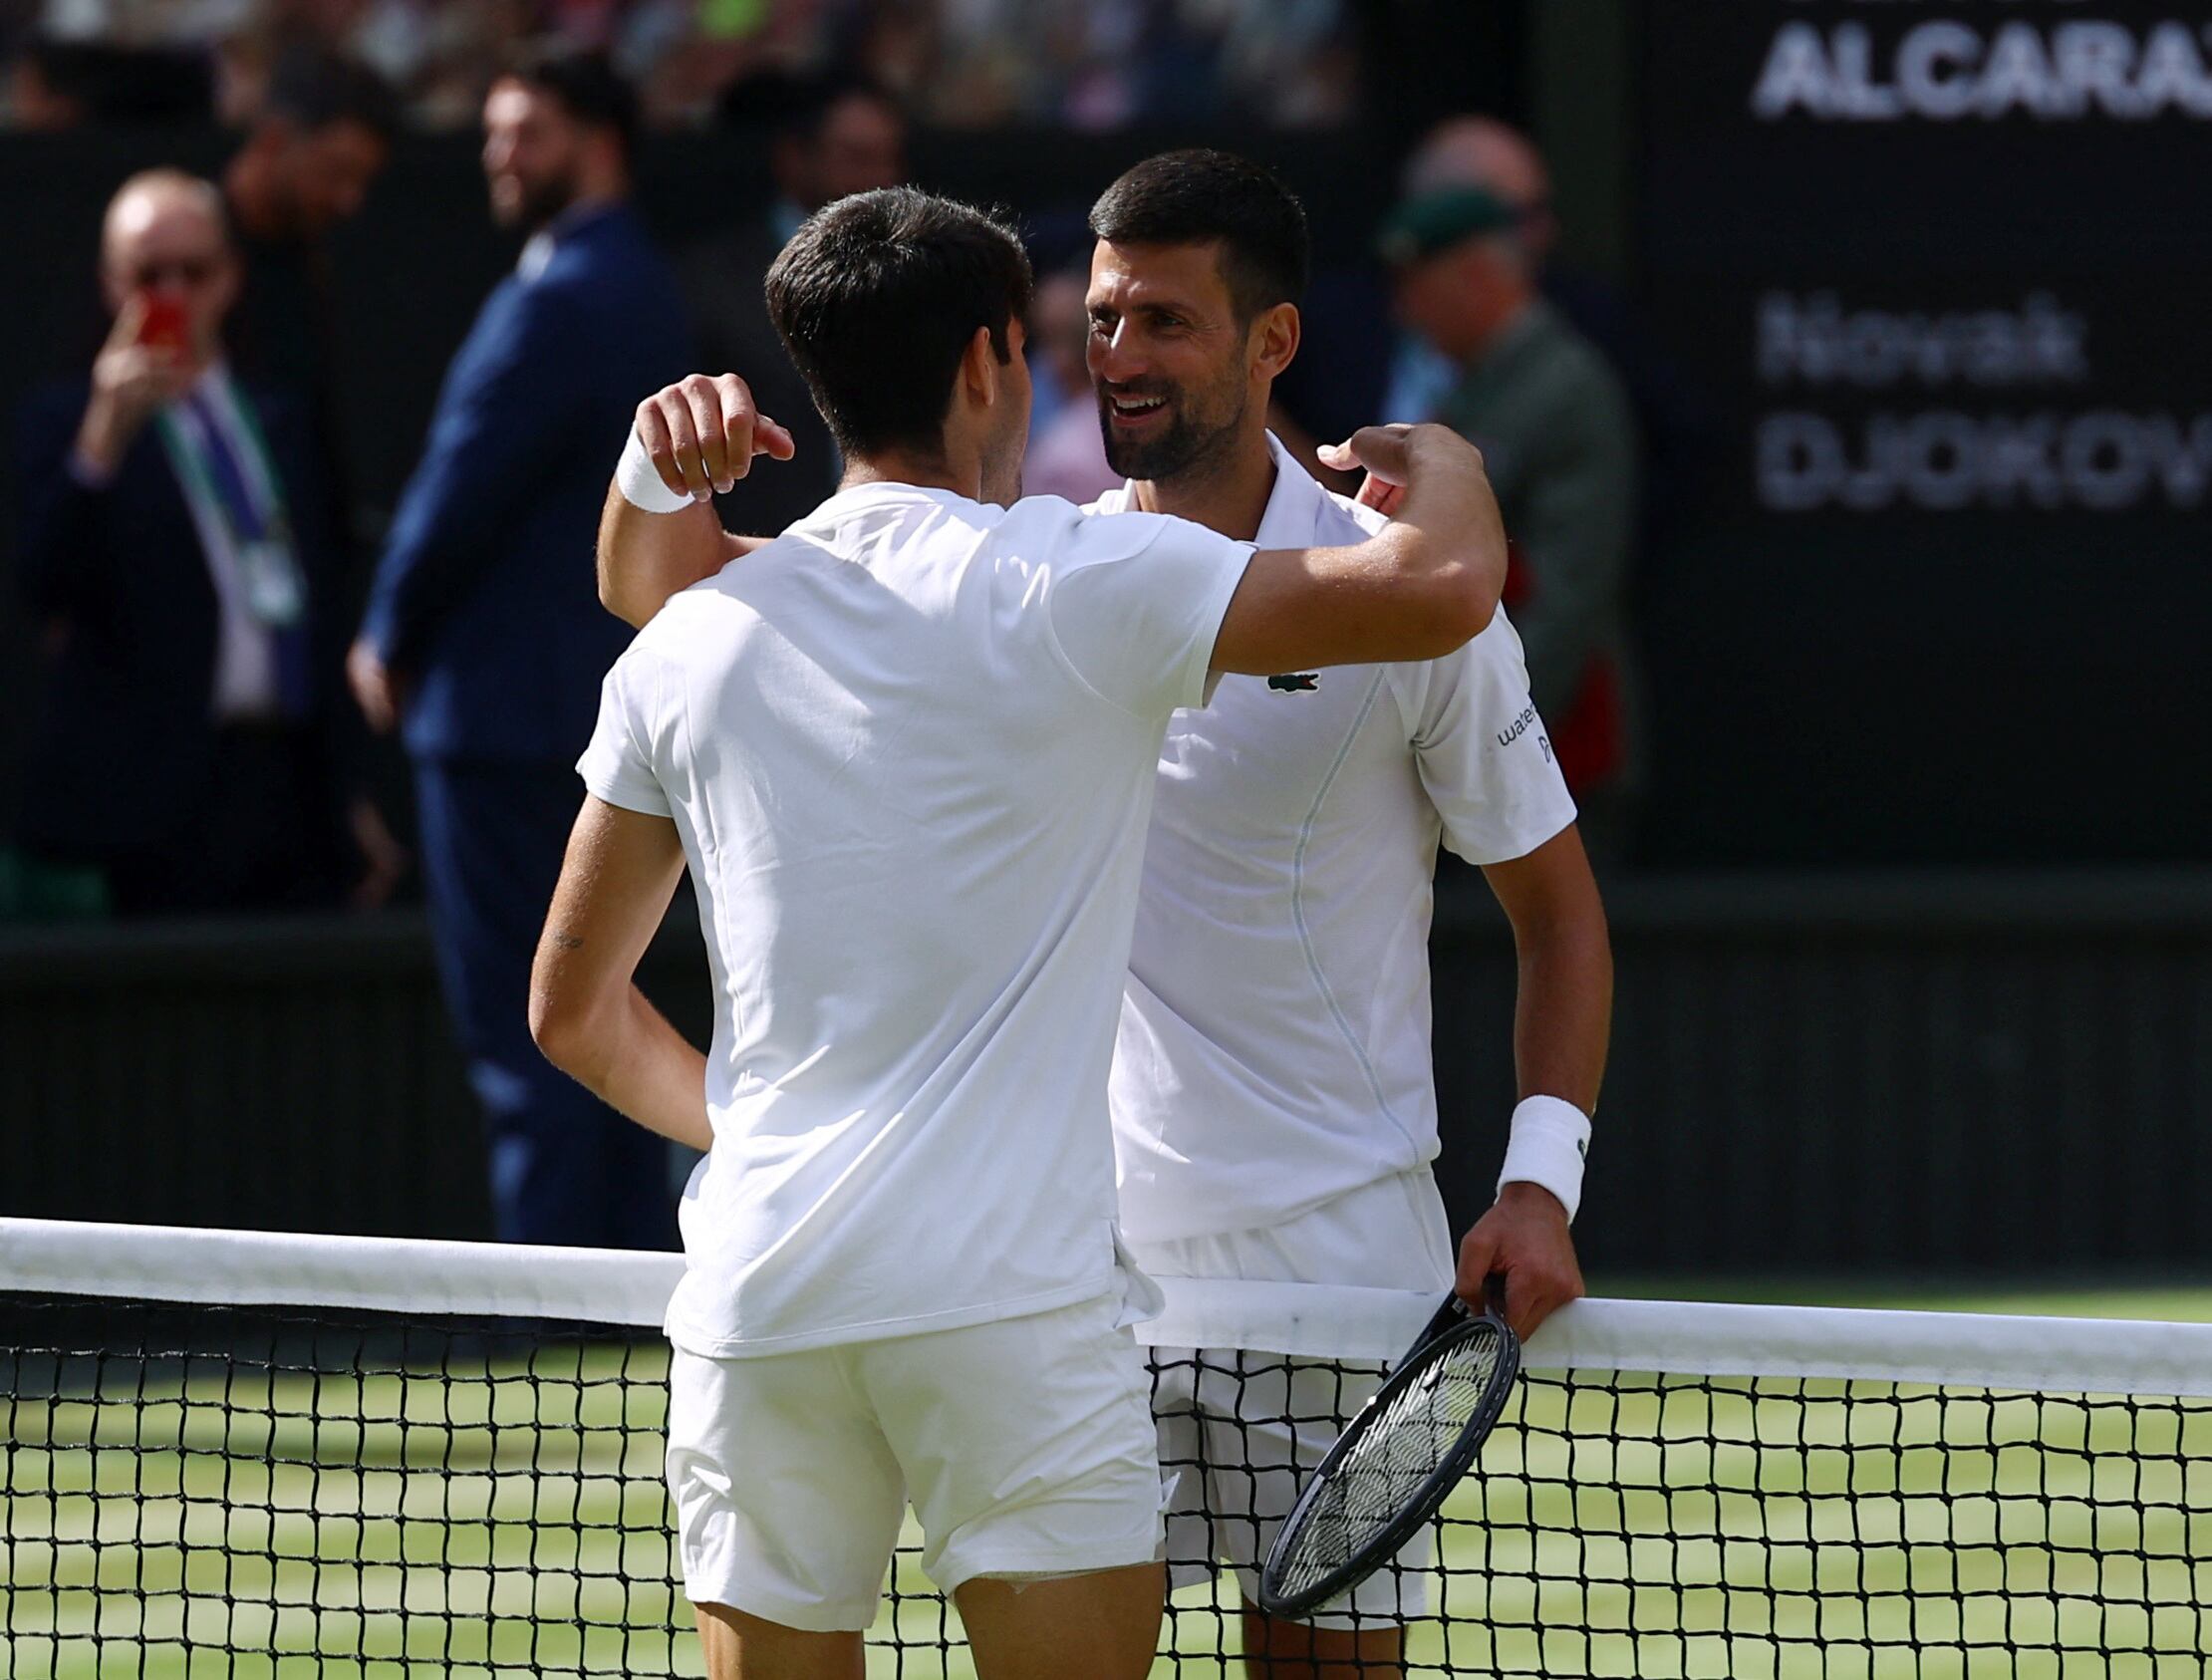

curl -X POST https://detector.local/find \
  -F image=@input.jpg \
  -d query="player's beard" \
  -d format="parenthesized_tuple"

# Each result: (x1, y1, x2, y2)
(494, 163, 582, 235)
(1097, 364, 1247, 485)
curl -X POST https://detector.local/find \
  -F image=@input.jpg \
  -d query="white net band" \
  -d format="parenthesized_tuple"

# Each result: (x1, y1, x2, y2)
(6, 1216, 2212, 1397)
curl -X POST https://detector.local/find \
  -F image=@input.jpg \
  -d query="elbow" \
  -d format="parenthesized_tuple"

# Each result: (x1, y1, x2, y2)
(1440, 560, 1501, 648)
(528, 975, 602, 1081)
(1458, 526, 1509, 638)
(1406, 560, 1498, 660)
(596, 550, 642, 629)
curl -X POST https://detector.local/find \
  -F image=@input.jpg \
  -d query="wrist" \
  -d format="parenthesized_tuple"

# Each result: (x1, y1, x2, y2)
(75, 409, 124, 476)
(1497, 1094, 1590, 1224)
(616, 426, 695, 514)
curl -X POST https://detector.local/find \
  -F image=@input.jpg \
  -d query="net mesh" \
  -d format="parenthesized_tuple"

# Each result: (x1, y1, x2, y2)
(3, 1227, 2210, 1679)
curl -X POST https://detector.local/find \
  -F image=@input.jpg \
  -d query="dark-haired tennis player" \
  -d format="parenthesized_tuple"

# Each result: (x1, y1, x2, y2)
(603, 152, 1610, 1679)
(531, 183, 1510, 1680)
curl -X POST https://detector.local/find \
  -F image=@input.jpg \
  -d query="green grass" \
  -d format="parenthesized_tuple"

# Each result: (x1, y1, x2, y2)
(4, 1288, 2210, 1678)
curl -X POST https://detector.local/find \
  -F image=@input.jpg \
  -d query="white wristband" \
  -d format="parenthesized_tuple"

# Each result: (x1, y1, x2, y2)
(1496, 1095, 1591, 1223)
(616, 426, 695, 513)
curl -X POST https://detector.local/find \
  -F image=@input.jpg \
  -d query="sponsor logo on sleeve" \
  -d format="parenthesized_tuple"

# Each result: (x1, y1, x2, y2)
(1497, 701, 1537, 747)
(1267, 673, 1321, 693)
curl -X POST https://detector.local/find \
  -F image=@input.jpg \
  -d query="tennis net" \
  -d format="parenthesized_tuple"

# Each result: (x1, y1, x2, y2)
(3, 1218, 2208, 1678)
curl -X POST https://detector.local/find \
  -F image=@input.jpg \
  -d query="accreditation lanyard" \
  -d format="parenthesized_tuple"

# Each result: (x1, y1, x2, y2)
(154, 375, 306, 629)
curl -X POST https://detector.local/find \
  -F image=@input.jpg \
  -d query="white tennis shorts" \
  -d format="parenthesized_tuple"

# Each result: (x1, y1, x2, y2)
(664, 1290, 1163, 1633)
(1131, 1169, 1455, 1628)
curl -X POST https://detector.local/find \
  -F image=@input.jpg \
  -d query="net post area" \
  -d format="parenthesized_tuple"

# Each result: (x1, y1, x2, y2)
(3, 1218, 2209, 1677)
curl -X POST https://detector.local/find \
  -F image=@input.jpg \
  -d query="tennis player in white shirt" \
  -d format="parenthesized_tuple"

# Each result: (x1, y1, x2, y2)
(1083, 149, 1610, 1678)
(530, 185, 1511, 1680)
(606, 152, 1608, 1680)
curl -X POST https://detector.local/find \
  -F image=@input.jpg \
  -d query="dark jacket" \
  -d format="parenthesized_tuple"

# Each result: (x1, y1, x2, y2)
(12, 375, 338, 857)
(360, 202, 691, 764)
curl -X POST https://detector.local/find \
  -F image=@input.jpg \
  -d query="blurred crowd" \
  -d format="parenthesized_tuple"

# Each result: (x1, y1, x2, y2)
(0, 30, 1683, 930)
(0, 25, 1674, 1246)
(2, 0, 1358, 131)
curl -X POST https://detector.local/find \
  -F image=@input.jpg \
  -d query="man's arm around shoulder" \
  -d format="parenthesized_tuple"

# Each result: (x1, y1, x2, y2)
(1210, 423, 1508, 677)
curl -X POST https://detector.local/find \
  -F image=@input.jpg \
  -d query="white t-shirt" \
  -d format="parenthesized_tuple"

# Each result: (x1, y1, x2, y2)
(1092, 435, 1578, 1247)
(578, 483, 1251, 1357)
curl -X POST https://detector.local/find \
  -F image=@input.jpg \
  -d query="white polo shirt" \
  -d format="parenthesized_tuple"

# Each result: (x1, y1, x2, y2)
(1091, 435, 1577, 1247)
(579, 483, 1251, 1357)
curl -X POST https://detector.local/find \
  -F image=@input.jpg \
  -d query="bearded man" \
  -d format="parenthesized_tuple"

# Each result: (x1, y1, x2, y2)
(351, 49, 691, 1249)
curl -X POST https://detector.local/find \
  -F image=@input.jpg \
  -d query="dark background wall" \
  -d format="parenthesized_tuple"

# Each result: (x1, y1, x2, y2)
(9, 5, 2208, 868)
(3, 3, 2208, 1270)
(1629, 1, 2212, 867)
(6, 885, 2208, 1273)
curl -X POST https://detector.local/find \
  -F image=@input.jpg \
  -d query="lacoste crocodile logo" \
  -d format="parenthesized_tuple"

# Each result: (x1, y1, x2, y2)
(1267, 674, 1320, 693)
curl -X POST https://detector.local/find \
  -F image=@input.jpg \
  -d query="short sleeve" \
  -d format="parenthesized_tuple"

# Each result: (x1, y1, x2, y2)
(1040, 507, 1252, 719)
(1388, 606, 1578, 865)
(576, 644, 675, 818)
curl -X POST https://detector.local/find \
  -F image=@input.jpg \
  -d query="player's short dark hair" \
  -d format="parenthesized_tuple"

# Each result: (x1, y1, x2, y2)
(265, 45, 399, 141)
(766, 186, 1032, 462)
(506, 47, 638, 162)
(1087, 148, 1310, 322)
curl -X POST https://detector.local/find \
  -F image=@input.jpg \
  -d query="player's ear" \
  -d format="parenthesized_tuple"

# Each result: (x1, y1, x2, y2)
(960, 324, 999, 408)
(1251, 302, 1300, 383)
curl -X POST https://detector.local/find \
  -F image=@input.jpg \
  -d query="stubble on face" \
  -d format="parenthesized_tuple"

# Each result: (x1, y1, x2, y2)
(1095, 352, 1247, 484)
(483, 83, 582, 235)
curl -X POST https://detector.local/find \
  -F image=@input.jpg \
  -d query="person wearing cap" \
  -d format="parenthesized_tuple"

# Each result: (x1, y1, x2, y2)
(1382, 182, 1642, 858)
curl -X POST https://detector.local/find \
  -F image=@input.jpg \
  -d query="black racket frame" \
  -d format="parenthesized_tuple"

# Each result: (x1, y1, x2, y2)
(1255, 1287, 1522, 1620)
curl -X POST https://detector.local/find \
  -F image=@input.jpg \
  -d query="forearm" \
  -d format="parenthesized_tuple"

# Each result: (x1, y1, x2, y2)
(545, 981, 712, 1152)
(597, 481, 741, 629)
(361, 503, 500, 672)
(1510, 908, 1612, 1113)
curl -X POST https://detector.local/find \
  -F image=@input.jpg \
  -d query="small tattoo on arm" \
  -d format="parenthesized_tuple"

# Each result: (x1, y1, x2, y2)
(551, 930, 586, 951)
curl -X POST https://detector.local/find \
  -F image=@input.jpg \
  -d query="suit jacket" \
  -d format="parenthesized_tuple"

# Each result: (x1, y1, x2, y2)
(680, 214, 839, 539)
(12, 376, 338, 856)
(361, 202, 692, 764)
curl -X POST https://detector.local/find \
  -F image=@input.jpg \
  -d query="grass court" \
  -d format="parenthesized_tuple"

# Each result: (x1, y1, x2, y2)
(4, 1282, 2208, 1678)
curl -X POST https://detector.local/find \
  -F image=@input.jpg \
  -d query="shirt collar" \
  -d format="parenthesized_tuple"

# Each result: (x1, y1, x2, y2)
(1250, 430, 1336, 549)
(1102, 431, 1328, 544)
(792, 478, 981, 533)
(517, 199, 623, 281)
(177, 360, 239, 419)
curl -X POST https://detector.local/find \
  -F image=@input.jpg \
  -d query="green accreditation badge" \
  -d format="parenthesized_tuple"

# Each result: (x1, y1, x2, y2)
(155, 377, 308, 630)
(237, 538, 306, 626)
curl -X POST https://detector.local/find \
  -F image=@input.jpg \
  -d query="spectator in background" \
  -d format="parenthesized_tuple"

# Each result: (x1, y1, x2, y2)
(1021, 266, 1115, 504)
(11, 170, 342, 915)
(1385, 115, 1711, 549)
(680, 70, 903, 534)
(6, 35, 214, 128)
(348, 49, 689, 1249)
(222, 45, 395, 549)
(1382, 183, 1642, 856)
(222, 45, 407, 904)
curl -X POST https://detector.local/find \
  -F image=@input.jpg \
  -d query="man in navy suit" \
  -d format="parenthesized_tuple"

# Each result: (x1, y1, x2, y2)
(14, 170, 342, 917)
(350, 51, 690, 1249)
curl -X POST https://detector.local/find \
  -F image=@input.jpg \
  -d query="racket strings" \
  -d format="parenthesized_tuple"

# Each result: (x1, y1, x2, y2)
(1271, 1326, 1506, 1603)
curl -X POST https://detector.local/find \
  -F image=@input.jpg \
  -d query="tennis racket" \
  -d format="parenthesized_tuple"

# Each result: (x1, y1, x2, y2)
(1255, 1278, 1521, 1620)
